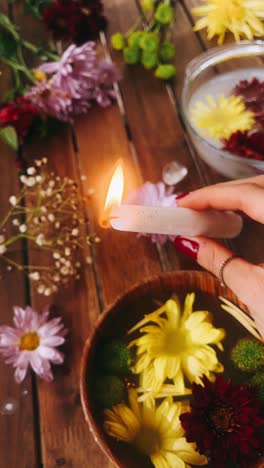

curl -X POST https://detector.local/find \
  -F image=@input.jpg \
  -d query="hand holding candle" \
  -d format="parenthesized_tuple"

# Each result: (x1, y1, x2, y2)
(101, 161, 243, 239)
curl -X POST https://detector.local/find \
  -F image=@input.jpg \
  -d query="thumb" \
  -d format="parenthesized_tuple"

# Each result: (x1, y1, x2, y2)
(174, 236, 264, 339)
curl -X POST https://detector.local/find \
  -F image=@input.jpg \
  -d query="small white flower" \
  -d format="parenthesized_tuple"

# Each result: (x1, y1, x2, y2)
(20, 175, 27, 184)
(37, 284, 45, 294)
(44, 288, 52, 296)
(9, 196, 17, 206)
(19, 224, 27, 233)
(35, 160, 42, 167)
(86, 256, 93, 265)
(42, 157, 48, 164)
(75, 261, 81, 268)
(53, 274, 60, 282)
(46, 188, 52, 197)
(48, 214, 55, 222)
(36, 234, 45, 246)
(0, 235, 5, 244)
(60, 266, 69, 276)
(52, 285, 58, 293)
(12, 219, 20, 226)
(49, 180, 55, 188)
(36, 175, 43, 183)
(81, 175, 87, 181)
(94, 236, 101, 243)
(33, 218, 39, 225)
(26, 177, 36, 187)
(27, 167, 36, 175)
(55, 222, 60, 229)
(65, 247, 71, 256)
(41, 206, 47, 213)
(72, 228, 79, 236)
(53, 252, 60, 259)
(0, 244, 6, 254)
(40, 190, 46, 197)
(29, 272, 40, 281)
(40, 216, 46, 223)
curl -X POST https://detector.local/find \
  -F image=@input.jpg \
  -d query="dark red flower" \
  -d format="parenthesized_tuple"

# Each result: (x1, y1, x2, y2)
(223, 130, 264, 161)
(0, 97, 37, 141)
(43, 0, 106, 44)
(180, 375, 264, 468)
(233, 78, 264, 128)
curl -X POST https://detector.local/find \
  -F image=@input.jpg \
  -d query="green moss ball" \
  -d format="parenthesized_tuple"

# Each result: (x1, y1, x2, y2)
(97, 339, 132, 376)
(231, 338, 264, 373)
(250, 370, 264, 403)
(94, 375, 125, 408)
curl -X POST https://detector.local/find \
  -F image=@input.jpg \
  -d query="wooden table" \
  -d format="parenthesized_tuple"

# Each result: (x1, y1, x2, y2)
(0, 1, 263, 467)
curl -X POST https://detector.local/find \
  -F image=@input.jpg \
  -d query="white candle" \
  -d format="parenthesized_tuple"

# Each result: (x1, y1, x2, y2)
(110, 205, 242, 239)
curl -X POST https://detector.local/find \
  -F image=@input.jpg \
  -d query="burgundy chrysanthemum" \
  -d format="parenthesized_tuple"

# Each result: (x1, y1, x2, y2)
(43, 0, 106, 44)
(0, 97, 38, 141)
(223, 130, 264, 161)
(180, 375, 264, 468)
(233, 78, 264, 128)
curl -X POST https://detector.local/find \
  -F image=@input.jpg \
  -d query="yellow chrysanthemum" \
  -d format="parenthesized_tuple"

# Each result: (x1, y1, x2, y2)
(128, 294, 225, 398)
(104, 389, 207, 468)
(192, 0, 264, 45)
(191, 95, 255, 140)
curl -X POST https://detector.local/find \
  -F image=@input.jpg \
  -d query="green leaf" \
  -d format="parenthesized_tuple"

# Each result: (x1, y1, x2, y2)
(0, 30, 17, 58)
(0, 126, 18, 150)
(24, 0, 53, 18)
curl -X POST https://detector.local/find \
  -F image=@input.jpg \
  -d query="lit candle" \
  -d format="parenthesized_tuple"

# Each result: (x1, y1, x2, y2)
(101, 162, 243, 239)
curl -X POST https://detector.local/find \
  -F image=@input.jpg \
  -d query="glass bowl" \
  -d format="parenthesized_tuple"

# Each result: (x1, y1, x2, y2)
(181, 41, 264, 179)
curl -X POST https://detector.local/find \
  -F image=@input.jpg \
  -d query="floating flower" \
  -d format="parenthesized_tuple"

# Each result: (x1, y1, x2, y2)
(0, 97, 38, 141)
(231, 337, 264, 372)
(233, 78, 264, 128)
(128, 294, 225, 397)
(192, 0, 264, 45)
(191, 95, 255, 140)
(0, 305, 67, 383)
(43, 0, 106, 44)
(104, 388, 208, 468)
(180, 375, 264, 468)
(223, 130, 264, 161)
(125, 182, 176, 244)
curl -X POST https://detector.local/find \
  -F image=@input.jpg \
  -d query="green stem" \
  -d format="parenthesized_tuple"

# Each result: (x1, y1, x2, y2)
(22, 40, 59, 61)
(125, 14, 144, 37)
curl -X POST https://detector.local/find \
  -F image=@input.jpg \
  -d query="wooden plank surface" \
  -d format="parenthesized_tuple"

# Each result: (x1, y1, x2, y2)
(0, 3, 38, 467)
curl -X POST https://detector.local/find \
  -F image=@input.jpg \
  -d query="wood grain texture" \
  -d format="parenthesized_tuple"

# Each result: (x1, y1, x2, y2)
(0, 4, 37, 466)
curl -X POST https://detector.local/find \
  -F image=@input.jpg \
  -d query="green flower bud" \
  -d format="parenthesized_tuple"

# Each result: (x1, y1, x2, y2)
(123, 46, 140, 64)
(250, 370, 264, 403)
(154, 4, 174, 25)
(141, 51, 159, 69)
(141, 0, 154, 12)
(159, 41, 176, 61)
(231, 338, 264, 373)
(97, 339, 132, 376)
(94, 375, 125, 408)
(111, 32, 126, 51)
(128, 31, 144, 48)
(155, 64, 176, 80)
(139, 32, 159, 52)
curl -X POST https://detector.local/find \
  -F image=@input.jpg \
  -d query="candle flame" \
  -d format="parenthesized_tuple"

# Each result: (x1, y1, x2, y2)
(100, 161, 124, 228)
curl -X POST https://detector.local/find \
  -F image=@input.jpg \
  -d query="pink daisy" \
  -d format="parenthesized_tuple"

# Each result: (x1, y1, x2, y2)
(0, 306, 67, 383)
(125, 181, 177, 244)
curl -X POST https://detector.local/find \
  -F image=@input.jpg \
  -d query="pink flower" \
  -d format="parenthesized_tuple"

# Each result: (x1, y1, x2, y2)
(0, 306, 67, 383)
(25, 80, 73, 121)
(125, 181, 176, 244)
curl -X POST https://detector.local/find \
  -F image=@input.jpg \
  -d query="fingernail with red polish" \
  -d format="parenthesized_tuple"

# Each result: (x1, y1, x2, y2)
(174, 236, 199, 260)
(175, 192, 189, 201)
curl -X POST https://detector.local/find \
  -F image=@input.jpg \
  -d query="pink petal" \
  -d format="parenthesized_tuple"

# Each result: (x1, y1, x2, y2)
(41, 336, 65, 347)
(38, 346, 64, 363)
(14, 366, 27, 383)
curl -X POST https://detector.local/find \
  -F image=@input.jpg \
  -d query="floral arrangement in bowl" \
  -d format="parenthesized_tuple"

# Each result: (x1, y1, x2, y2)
(80, 271, 264, 468)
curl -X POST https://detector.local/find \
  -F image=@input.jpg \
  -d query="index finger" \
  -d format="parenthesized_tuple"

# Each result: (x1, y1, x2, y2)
(177, 183, 264, 224)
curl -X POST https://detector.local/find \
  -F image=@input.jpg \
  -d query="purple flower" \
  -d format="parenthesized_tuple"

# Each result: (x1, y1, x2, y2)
(26, 42, 120, 120)
(0, 306, 67, 383)
(25, 80, 73, 121)
(125, 181, 177, 244)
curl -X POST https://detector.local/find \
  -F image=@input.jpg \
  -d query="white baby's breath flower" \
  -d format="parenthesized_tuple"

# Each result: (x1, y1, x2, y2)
(46, 188, 52, 197)
(65, 248, 71, 256)
(36, 234, 45, 246)
(53, 252, 60, 259)
(37, 284, 45, 294)
(25, 177, 36, 187)
(12, 219, 20, 226)
(49, 180, 55, 188)
(36, 175, 42, 183)
(48, 214, 55, 222)
(41, 206, 47, 213)
(27, 167, 36, 175)
(20, 175, 27, 184)
(0, 244, 6, 254)
(44, 288, 52, 296)
(86, 256, 93, 265)
(9, 196, 17, 206)
(55, 222, 60, 229)
(72, 228, 79, 236)
(19, 224, 27, 233)
(0, 235, 5, 244)
(29, 272, 40, 281)
(42, 157, 48, 164)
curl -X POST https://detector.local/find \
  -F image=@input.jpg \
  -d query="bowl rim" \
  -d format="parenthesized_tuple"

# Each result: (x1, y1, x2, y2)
(80, 270, 244, 467)
(180, 43, 264, 169)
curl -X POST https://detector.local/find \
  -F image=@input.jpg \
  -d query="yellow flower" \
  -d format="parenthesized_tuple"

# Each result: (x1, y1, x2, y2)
(33, 69, 47, 82)
(128, 294, 225, 397)
(191, 95, 255, 140)
(192, 0, 264, 45)
(104, 388, 207, 468)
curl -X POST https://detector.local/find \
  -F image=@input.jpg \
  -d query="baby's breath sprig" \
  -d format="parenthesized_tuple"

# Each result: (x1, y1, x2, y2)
(111, 0, 176, 80)
(0, 158, 90, 296)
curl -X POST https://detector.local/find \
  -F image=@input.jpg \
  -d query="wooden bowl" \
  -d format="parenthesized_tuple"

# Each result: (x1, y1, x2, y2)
(80, 271, 249, 468)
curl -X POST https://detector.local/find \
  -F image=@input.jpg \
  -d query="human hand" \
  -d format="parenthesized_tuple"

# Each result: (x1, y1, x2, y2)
(174, 176, 264, 340)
